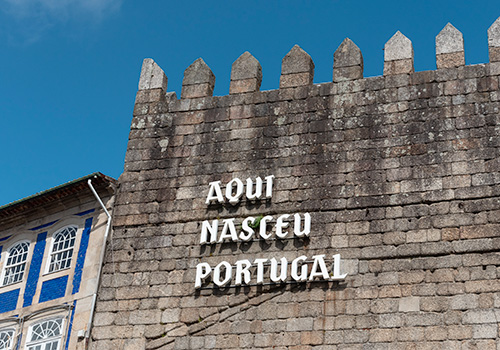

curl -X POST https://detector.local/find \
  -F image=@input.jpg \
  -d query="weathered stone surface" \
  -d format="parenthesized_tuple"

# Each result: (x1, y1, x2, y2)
(181, 58, 215, 98)
(139, 58, 168, 91)
(281, 45, 314, 75)
(488, 16, 500, 62)
(384, 31, 414, 75)
(383, 59, 414, 75)
(488, 16, 500, 48)
(333, 38, 363, 81)
(280, 45, 314, 87)
(279, 72, 313, 88)
(436, 23, 465, 69)
(180, 84, 214, 99)
(229, 52, 262, 94)
(385, 31, 413, 61)
(182, 58, 215, 85)
(334, 38, 363, 68)
(333, 66, 363, 82)
(436, 23, 464, 55)
(436, 52, 465, 69)
(229, 78, 260, 94)
(94, 23, 500, 349)
(230, 51, 262, 82)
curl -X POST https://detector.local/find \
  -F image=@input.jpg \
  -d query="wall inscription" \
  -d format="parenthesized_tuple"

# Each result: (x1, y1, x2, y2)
(195, 175, 347, 288)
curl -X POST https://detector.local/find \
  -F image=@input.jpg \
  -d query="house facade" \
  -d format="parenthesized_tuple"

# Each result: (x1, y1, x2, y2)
(0, 173, 115, 350)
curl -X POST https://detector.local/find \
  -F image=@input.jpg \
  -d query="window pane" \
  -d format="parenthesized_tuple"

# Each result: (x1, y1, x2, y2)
(29, 320, 62, 342)
(2, 242, 29, 286)
(0, 330, 14, 350)
(45, 341, 59, 350)
(27, 320, 62, 350)
(48, 226, 77, 273)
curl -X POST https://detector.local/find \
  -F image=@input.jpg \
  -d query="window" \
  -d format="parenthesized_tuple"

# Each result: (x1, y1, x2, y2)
(26, 319, 63, 350)
(2, 242, 29, 286)
(0, 329, 14, 350)
(47, 226, 77, 274)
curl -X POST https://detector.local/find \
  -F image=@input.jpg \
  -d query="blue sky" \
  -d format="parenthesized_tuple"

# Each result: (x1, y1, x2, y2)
(0, 0, 498, 205)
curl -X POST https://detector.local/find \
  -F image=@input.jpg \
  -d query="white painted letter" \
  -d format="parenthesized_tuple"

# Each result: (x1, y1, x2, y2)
(291, 255, 308, 282)
(218, 219, 238, 243)
(240, 217, 255, 241)
(270, 257, 288, 283)
(206, 181, 224, 204)
(294, 213, 311, 237)
(264, 175, 275, 198)
(331, 254, 348, 280)
(213, 261, 233, 287)
(254, 258, 268, 284)
(195, 262, 212, 288)
(309, 254, 330, 281)
(258, 216, 274, 240)
(235, 259, 252, 286)
(275, 214, 290, 238)
(200, 220, 218, 244)
(246, 177, 263, 200)
(225, 178, 244, 205)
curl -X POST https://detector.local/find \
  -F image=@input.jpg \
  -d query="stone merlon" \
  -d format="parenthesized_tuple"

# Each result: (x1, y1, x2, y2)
(230, 52, 262, 94)
(181, 58, 215, 99)
(280, 45, 315, 88)
(488, 16, 500, 62)
(333, 38, 363, 82)
(436, 23, 465, 68)
(384, 31, 414, 75)
(138, 58, 168, 91)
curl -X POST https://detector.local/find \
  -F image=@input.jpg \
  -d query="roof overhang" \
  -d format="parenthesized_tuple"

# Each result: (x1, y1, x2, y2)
(0, 172, 117, 220)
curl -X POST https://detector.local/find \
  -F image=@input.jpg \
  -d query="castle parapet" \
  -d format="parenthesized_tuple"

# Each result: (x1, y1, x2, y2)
(135, 15, 500, 102)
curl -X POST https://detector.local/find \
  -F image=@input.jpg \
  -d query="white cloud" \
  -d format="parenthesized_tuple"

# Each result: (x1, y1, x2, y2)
(3, 0, 121, 18)
(2, 0, 121, 43)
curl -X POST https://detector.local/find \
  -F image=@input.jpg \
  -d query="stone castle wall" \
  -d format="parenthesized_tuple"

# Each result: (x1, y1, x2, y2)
(92, 19, 500, 349)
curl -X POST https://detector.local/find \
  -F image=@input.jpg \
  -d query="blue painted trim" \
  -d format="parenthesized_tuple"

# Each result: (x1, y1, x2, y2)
(0, 235, 12, 242)
(22, 232, 47, 307)
(75, 209, 95, 217)
(29, 220, 59, 231)
(39, 276, 68, 303)
(65, 301, 77, 350)
(0, 289, 20, 313)
(72, 217, 93, 294)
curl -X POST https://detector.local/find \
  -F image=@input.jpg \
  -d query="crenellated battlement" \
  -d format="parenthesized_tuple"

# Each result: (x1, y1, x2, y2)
(137, 17, 500, 104)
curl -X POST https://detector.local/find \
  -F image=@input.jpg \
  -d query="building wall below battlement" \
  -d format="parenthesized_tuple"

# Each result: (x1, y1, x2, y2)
(92, 59, 500, 349)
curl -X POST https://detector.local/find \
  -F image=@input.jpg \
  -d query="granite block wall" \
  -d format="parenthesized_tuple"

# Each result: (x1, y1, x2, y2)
(92, 18, 500, 349)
